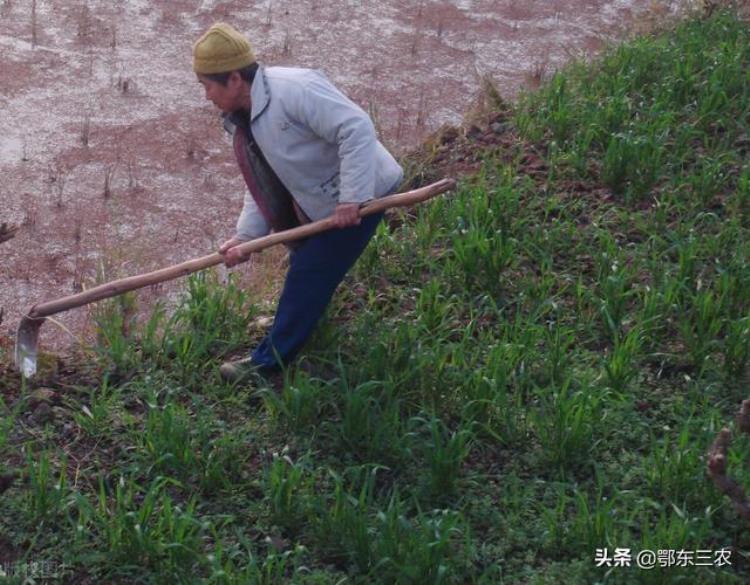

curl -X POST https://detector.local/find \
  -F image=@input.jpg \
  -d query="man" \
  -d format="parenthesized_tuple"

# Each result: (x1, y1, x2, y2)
(192, 23, 403, 381)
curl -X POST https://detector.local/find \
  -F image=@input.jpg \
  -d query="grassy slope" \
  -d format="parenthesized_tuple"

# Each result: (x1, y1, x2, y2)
(2, 9, 750, 585)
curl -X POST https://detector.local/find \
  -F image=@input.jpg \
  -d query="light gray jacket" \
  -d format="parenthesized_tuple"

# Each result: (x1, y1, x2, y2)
(224, 66, 403, 241)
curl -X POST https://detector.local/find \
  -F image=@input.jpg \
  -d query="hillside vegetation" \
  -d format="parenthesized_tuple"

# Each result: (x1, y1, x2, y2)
(1, 9, 750, 584)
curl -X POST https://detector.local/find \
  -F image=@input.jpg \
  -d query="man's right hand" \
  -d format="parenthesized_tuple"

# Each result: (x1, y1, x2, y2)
(219, 237, 247, 267)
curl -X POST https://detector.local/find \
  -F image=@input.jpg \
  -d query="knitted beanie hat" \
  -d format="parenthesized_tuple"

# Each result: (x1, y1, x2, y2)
(193, 23, 255, 74)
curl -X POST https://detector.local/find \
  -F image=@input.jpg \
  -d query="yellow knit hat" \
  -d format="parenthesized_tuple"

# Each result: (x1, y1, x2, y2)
(193, 23, 255, 74)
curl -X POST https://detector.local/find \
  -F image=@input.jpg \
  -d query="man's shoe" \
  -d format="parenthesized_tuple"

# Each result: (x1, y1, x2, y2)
(219, 357, 258, 384)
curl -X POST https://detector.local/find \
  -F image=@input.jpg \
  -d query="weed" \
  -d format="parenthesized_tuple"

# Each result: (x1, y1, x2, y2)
(0, 399, 14, 453)
(266, 453, 311, 532)
(645, 417, 722, 510)
(329, 380, 410, 467)
(367, 499, 464, 583)
(461, 338, 529, 446)
(73, 378, 120, 437)
(140, 402, 213, 483)
(722, 315, 750, 378)
(568, 487, 626, 556)
(261, 370, 326, 431)
(204, 533, 308, 585)
(542, 481, 628, 557)
(69, 476, 205, 581)
(90, 260, 139, 374)
(595, 235, 635, 341)
(678, 287, 724, 373)
(26, 451, 68, 520)
(604, 325, 644, 393)
(532, 378, 601, 472)
(159, 271, 256, 377)
(311, 471, 465, 581)
(415, 279, 458, 334)
(602, 131, 664, 201)
(200, 429, 249, 492)
(410, 416, 472, 502)
(447, 172, 520, 295)
(634, 507, 716, 585)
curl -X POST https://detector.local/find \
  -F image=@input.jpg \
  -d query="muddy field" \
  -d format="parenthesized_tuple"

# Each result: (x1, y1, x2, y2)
(1, 0, 670, 354)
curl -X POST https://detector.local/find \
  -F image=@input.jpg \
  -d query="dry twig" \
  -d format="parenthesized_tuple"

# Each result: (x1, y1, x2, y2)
(707, 399, 750, 520)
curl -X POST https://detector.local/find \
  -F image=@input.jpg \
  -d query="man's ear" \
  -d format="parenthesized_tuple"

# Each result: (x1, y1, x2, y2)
(228, 70, 243, 87)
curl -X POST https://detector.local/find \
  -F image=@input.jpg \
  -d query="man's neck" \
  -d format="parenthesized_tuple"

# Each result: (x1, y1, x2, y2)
(240, 81, 252, 115)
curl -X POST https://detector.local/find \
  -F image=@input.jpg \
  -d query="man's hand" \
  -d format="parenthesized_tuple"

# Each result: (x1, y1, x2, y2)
(333, 203, 361, 228)
(219, 237, 248, 267)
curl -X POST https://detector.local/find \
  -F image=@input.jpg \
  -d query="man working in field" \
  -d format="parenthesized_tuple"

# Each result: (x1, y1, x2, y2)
(193, 23, 403, 381)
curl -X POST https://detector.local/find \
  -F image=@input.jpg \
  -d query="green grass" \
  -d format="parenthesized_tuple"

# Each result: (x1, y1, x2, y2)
(2, 8, 750, 584)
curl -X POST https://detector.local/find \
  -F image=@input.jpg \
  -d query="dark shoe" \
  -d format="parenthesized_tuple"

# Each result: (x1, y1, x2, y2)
(219, 357, 259, 384)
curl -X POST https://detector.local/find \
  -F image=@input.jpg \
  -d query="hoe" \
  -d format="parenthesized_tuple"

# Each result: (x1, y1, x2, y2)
(15, 178, 455, 378)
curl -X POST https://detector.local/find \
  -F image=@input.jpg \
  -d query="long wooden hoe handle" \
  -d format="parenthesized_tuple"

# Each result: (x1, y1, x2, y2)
(25, 178, 455, 320)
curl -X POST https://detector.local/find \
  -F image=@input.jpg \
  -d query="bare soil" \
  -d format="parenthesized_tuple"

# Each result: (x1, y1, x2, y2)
(0, 0, 660, 355)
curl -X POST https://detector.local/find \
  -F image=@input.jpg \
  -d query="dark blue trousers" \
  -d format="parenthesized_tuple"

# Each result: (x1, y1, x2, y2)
(250, 212, 384, 370)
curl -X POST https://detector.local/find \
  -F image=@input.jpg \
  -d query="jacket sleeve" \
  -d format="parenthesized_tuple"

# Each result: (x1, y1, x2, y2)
(235, 192, 270, 241)
(295, 73, 377, 204)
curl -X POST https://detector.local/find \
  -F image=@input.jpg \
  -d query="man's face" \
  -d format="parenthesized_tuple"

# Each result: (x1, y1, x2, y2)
(198, 72, 247, 113)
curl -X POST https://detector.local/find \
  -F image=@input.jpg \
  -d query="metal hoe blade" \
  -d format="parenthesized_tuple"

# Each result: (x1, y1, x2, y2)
(15, 315, 45, 378)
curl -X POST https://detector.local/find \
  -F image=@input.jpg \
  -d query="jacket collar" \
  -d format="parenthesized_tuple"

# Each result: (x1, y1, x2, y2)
(250, 65, 270, 122)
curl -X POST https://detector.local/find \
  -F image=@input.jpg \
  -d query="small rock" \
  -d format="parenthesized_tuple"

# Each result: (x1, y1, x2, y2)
(439, 127, 459, 145)
(488, 111, 508, 124)
(29, 387, 59, 405)
(252, 316, 274, 330)
(491, 122, 511, 135)
(31, 402, 54, 424)
(0, 473, 14, 495)
(52, 406, 69, 420)
(466, 124, 482, 139)
(267, 535, 289, 552)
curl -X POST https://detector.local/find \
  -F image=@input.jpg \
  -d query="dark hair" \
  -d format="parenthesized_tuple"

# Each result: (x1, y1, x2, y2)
(202, 62, 258, 86)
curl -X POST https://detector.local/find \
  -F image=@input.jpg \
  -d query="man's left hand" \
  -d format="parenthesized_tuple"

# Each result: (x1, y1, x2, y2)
(333, 203, 361, 228)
